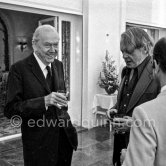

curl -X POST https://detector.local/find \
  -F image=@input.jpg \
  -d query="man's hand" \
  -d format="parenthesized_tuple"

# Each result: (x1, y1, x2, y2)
(106, 108, 118, 120)
(44, 92, 68, 109)
(111, 116, 133, 133)
(120, 149, 127, 164)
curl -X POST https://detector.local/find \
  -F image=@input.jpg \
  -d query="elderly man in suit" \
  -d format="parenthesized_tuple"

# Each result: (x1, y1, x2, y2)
(4, 25, 77, 166)
(122, 37, 166, 166)
(106, 27, 160, 166)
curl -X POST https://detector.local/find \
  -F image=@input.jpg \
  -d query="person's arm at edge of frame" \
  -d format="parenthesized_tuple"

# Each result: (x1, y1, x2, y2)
(122, 106, 157, 166)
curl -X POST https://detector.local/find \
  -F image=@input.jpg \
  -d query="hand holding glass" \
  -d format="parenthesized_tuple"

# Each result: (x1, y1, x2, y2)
(106, 108, 118, 121)
(57, 90, 68, 108)
(112, 114, 132, 134)
(57, 90, 69, 118)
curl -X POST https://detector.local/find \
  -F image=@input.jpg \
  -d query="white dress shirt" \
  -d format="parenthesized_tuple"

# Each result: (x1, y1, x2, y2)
(33, 53, 51, 110)
(33, 52, 51, 78)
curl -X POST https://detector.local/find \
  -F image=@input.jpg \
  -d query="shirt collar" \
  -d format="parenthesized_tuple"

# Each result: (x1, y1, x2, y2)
(161, 85, 166, 93)
(33, 52, 51, 71)
(125, 56, 150, 79)
(136, 56, 150, 78)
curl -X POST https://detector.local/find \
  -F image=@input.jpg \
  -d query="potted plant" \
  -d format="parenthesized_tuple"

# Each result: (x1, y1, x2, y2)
(98, 51, 119, 95)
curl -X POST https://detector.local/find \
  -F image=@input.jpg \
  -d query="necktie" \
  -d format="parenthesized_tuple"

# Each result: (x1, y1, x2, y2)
(129, 68, 138, 85)
(124, 68, 138, 87)
(46, 66, 52, 90)
(124, 68, 131, 86)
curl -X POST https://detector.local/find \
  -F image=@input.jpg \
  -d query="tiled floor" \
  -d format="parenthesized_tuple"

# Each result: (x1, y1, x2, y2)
(0, 125, 114, 166)
(0, 107, 21, 138)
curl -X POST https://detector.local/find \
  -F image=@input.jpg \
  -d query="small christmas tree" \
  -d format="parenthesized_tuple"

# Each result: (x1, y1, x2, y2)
(98, 51, 119, 94)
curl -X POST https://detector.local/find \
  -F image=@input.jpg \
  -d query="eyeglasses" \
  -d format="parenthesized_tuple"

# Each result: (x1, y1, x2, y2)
(121, 46, 140, 55)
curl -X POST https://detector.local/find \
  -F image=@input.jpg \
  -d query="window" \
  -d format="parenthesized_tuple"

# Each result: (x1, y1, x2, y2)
(126, 23, 159, 43)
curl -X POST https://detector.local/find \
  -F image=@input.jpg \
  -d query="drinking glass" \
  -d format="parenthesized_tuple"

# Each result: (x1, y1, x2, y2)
(113, 113, 126, 134)
(57, 90, 68, 118)
(114, 113, 125, 119)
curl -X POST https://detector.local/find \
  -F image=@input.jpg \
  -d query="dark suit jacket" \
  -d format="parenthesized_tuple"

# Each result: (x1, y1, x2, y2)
(116, 57, 160, 116)
(4, 54, 78, 166)
(113, 57, 160, 164)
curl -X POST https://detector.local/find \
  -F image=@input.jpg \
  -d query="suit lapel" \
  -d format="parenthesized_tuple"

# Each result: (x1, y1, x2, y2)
(126, 59, 153, 113)
(28, 54, 50, 93)
(117, 76, 126, 109)
(51, 62, 59, 92)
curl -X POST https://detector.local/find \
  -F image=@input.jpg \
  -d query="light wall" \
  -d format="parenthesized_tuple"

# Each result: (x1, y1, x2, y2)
(0, 0, 83, 15)
(126, 0, 166, 28)
(82, 0, 126, 128)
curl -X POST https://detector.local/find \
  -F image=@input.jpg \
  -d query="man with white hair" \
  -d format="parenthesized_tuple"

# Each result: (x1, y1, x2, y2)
(4, 25, 78, 166)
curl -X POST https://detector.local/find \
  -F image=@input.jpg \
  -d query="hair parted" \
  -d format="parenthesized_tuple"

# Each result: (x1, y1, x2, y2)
(32, 24, 59, 42)
(120, 27, 154, 55)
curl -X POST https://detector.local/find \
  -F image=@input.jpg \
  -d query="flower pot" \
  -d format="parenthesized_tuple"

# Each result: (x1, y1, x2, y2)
(104, 87, 116, 95)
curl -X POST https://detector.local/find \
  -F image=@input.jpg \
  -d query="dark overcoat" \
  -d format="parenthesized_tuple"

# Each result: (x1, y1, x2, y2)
(4, 54, 78, 166)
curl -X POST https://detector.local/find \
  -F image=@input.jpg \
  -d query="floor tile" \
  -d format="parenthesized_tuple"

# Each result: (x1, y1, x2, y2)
(0, 125, 114, 166)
